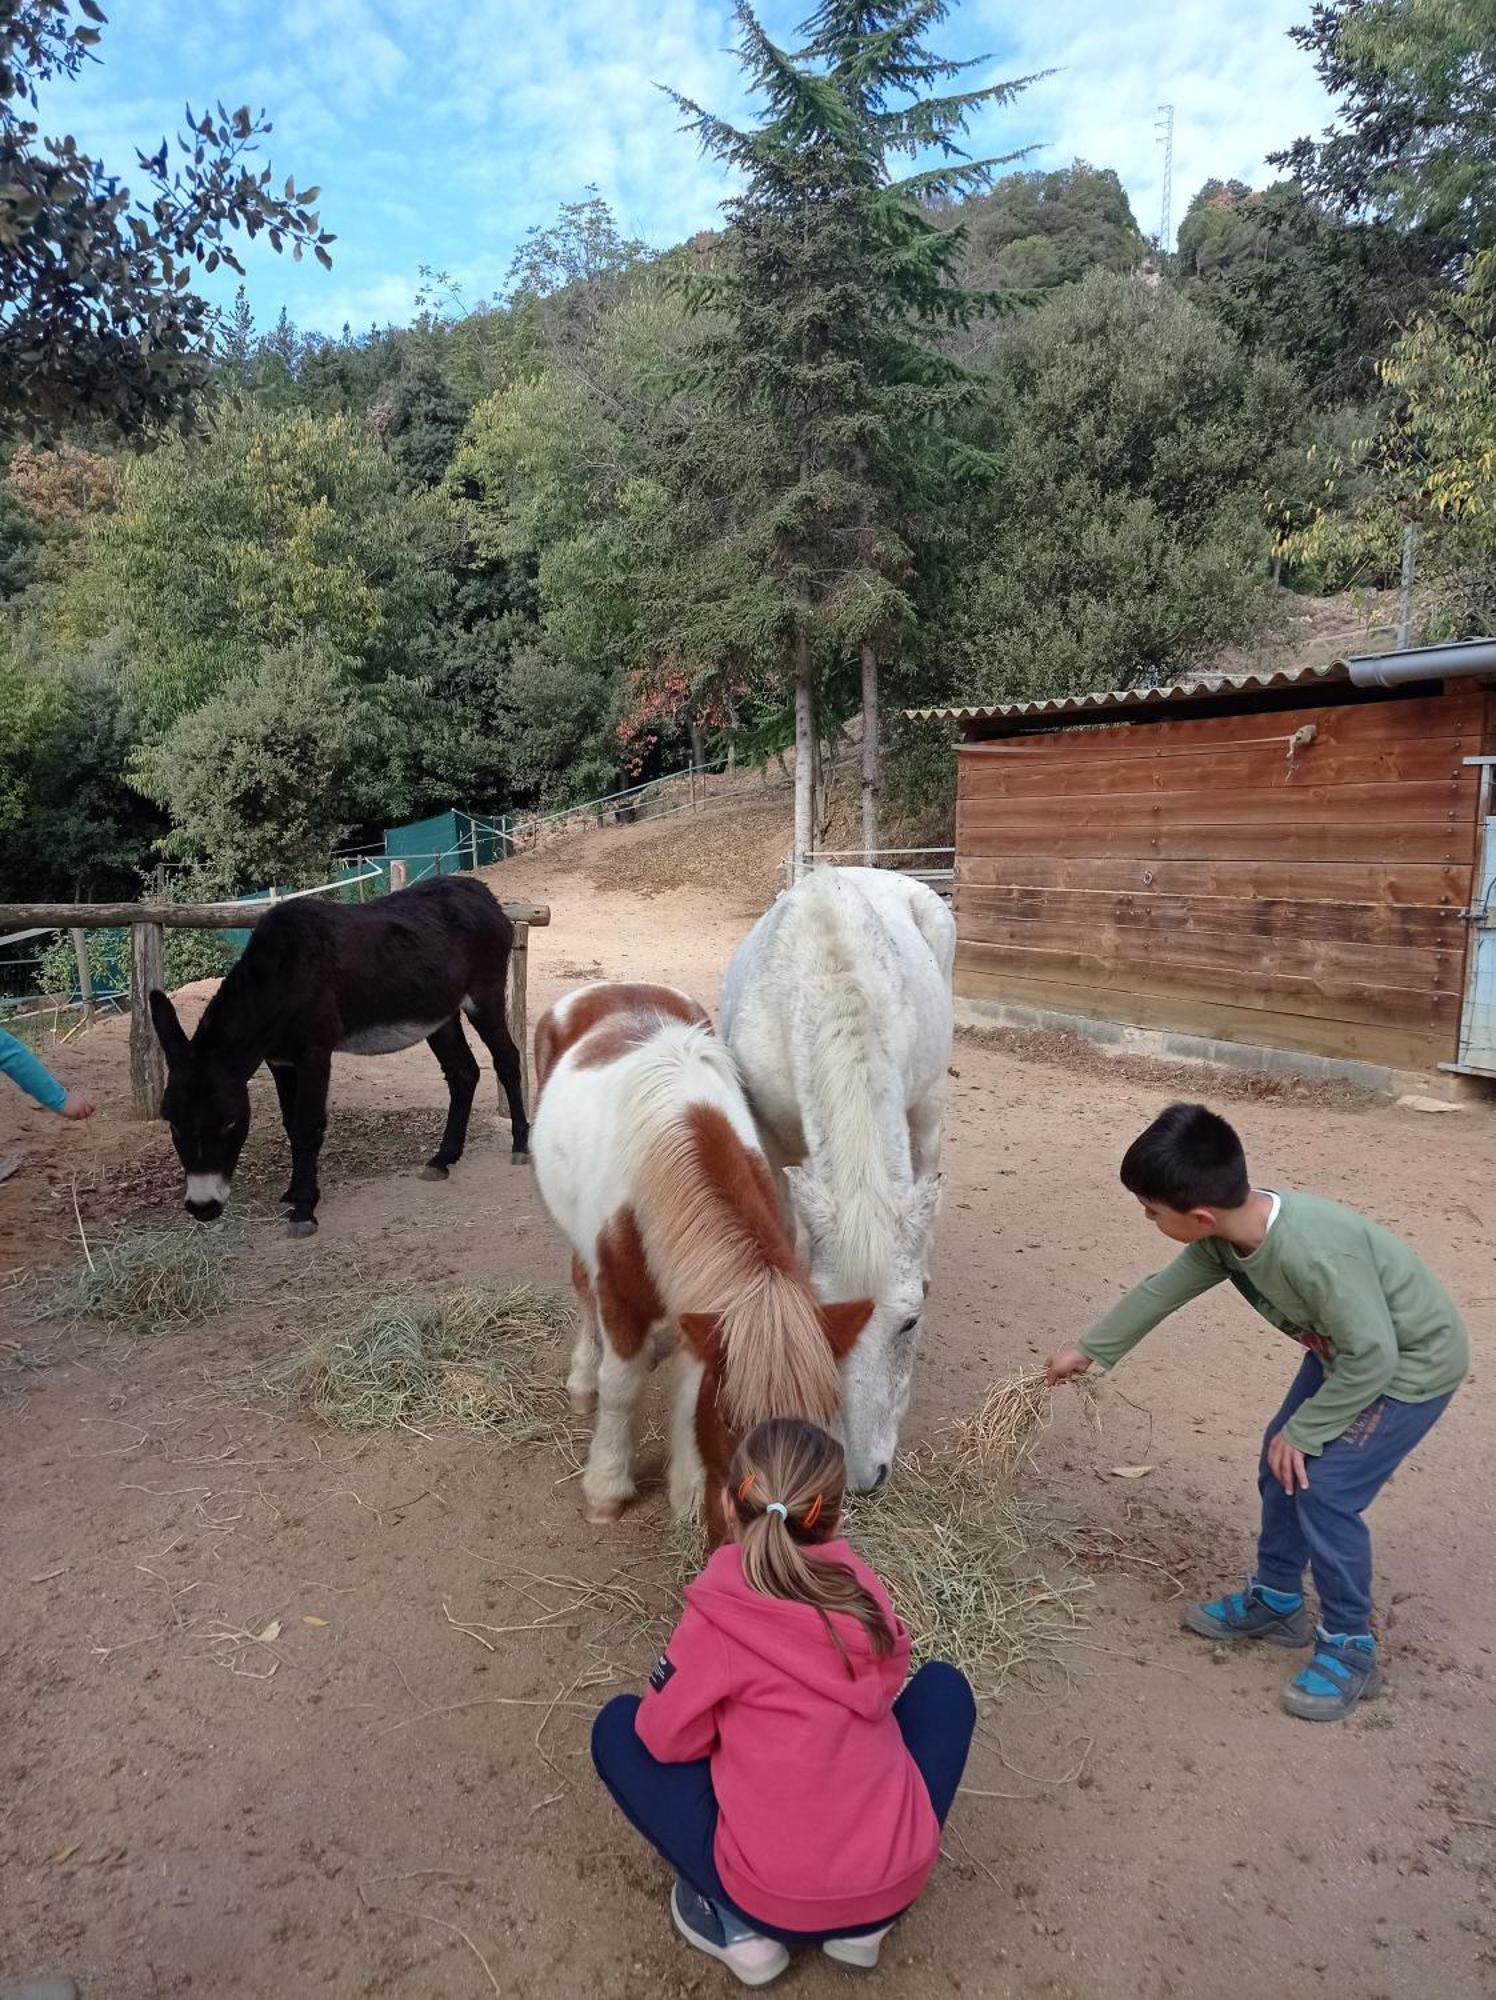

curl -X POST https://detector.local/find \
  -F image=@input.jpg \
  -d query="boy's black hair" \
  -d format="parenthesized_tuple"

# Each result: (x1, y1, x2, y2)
(1120, 1103, 1250, 1211)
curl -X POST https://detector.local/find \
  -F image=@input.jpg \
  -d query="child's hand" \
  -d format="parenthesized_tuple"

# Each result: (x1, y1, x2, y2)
(58, 1090, 95, 1121)
(1265, 1431, 1309, 1494)
(1044, 1344, 1093, 1387)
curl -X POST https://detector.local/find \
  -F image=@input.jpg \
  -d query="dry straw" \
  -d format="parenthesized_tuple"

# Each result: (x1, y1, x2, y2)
(951, 1364, 1101, 1478)
(273, 1284, 581, 1451)
(34, 1225, 232, 1334)
(844, 1443, 1089, 1700)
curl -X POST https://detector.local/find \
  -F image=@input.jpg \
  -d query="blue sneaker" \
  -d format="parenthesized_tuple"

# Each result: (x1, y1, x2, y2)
(669, 1879, 789, 1988)
(1282, 1629, 1382, 1721)
(1182, 1579, 1311, 1646)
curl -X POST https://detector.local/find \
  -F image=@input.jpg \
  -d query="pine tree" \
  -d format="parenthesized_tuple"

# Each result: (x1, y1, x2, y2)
(665, 1, 1039, 865)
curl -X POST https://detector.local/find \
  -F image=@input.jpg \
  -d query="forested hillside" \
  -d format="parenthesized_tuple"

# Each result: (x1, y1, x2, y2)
(2, 0, 1492, 907)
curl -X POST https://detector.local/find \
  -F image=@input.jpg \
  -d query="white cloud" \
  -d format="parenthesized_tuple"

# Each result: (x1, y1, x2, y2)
(977, 2, 1334, 243)
(34, 0, 1339, 337)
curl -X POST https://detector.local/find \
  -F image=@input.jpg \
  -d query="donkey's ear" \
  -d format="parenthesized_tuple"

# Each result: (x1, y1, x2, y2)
(677, 1312, 725, 1365)
(820, 1299, 874, 1360)
(148, 988, 190, 1067)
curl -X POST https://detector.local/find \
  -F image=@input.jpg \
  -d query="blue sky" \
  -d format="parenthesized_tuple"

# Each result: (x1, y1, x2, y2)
(44, 1, 1335, 338)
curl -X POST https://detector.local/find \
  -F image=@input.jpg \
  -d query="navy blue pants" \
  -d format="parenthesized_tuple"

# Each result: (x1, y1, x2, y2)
(591, 1659, 976, 1950)
(1256, 1353, 1454, 1635)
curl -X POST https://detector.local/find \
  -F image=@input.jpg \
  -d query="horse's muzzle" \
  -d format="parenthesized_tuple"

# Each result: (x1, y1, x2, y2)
(185, 1197, 225, 1223)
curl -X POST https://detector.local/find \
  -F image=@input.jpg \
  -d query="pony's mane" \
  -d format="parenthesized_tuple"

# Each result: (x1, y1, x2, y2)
(625, 1027, 840, 1431)
(785, 870, 908, 1293)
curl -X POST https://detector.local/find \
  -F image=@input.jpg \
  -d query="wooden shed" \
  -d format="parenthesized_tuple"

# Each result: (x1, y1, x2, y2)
(921, 646, 1496, 1086)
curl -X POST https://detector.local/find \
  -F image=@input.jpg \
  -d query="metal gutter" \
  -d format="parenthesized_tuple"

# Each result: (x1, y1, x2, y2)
(1346, 638, 1496, 688)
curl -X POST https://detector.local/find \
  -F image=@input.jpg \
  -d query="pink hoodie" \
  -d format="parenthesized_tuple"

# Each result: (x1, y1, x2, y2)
(634, 1539, 941, 1934)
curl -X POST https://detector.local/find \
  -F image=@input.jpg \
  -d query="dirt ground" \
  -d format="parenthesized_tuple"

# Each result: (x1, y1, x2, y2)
(3, 808, 1494, 2000)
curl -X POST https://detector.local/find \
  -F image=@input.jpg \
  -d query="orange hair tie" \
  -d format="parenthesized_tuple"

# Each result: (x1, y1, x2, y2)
(802, 1493, 825, 1529)
(737, 1473, 756, 1503)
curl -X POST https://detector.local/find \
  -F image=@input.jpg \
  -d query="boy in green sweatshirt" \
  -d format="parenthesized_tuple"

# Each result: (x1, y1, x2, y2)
(1045, 1103, 1468, 1723)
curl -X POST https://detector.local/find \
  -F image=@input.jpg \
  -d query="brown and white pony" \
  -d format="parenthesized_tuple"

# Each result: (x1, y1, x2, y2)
(530, 982, 873, 1543)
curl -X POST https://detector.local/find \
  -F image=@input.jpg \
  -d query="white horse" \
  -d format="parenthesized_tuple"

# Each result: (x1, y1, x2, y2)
(719, 866, 956, 1492)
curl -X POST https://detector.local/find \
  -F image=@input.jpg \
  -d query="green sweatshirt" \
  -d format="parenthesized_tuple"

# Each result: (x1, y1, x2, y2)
(1079, 1191, 1468, 1455)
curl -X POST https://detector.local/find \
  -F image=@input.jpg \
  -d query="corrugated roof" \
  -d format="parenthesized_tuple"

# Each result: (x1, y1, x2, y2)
(907, 660, 1352, 728)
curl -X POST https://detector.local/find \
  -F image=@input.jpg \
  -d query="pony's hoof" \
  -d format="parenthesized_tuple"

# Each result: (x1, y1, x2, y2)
(285, 1218, 319, 1240)
(583, 1496, 627, 1525)
(511, 1148, 531, 1167)
(419, 1163, 450, 1182)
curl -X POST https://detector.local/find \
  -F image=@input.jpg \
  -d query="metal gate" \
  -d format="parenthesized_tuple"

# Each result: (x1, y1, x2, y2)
(1456, 760, 1496, 1075)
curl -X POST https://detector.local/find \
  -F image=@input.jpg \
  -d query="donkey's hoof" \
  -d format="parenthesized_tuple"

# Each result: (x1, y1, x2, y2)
(285, 1218, 319, 1240)
(511, 1148, 531, 1167)
(419, 1163, 450, 1182)
(583, 1496, 627, 1525)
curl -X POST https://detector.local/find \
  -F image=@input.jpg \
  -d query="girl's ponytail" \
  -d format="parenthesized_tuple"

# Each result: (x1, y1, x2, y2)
(729, 1418, 894, 1665)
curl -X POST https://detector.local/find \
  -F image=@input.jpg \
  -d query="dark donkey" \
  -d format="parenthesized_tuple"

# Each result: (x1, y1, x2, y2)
(148, 876, 530, 1236)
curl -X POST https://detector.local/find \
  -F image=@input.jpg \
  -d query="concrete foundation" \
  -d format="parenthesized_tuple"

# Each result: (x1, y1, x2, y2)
(954, 997, 1496, 1106)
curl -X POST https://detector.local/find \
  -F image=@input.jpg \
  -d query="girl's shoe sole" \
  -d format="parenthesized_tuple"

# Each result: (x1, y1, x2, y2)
(823, 1937, 885, 1969)
(670, 1889, 790, 1988)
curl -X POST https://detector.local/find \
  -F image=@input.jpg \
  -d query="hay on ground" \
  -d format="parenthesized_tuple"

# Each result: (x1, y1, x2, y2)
(34, 1226, 232, 1333)
(845, 1444, 1088, 1700)
(232, 1104, 463, 1210)
(274, 1285, 580, 1449)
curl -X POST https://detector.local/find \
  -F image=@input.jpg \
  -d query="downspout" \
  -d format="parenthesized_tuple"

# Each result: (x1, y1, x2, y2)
(1346, 638, 1496, 688)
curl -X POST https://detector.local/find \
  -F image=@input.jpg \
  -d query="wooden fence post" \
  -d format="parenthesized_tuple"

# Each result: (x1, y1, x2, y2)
(70, 927, 94, 1022)
(129, 922, 166, 1120)
(508, 920, 531, 1113)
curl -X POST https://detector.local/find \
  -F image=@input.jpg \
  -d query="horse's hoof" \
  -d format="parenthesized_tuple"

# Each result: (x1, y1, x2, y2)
(511, 1148, 531, 1167)
(418, 1163, 450, 1182)
(583, 1497, 626, 1525)
(285, 1218, 319, 1240)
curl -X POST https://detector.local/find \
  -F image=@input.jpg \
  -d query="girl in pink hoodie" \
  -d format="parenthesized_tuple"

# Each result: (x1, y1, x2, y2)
(591, 1418, 977, 1987)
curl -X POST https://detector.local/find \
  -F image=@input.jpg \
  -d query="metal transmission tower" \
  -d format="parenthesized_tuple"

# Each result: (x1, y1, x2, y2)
(1155, 103, 1175, 251)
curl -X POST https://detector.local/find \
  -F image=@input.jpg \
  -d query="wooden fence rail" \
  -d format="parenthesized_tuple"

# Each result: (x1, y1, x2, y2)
(0, 895, 551, 1122)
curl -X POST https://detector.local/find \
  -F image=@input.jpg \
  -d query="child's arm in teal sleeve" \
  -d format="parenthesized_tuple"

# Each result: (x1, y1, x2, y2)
(1078, 1241, 1225, 1370)
(0, 1029, 68, 1113)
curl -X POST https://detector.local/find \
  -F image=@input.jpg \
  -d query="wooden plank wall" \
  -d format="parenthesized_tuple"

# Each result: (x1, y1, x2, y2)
(954, 687, 1489, 1073)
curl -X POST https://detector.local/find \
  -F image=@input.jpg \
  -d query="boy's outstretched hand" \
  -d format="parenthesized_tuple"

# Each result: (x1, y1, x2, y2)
(1044, 1344, 1093, 1387)
(1265, 1431, 1310, 1494)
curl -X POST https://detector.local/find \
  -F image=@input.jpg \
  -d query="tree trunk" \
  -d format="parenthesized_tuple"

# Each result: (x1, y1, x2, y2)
(793, 635, 815, 882)
(860, 642, 880, 864)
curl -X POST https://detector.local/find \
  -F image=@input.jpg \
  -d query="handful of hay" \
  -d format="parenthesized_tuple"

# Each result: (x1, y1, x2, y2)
(34, 1225, 232, 1334)
(274, 1284, 579, 1449)
(951, 1364, 1101, 1478)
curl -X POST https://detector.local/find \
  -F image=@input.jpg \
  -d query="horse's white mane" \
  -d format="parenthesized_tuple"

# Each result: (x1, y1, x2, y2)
(784, 870, 909, 1293)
